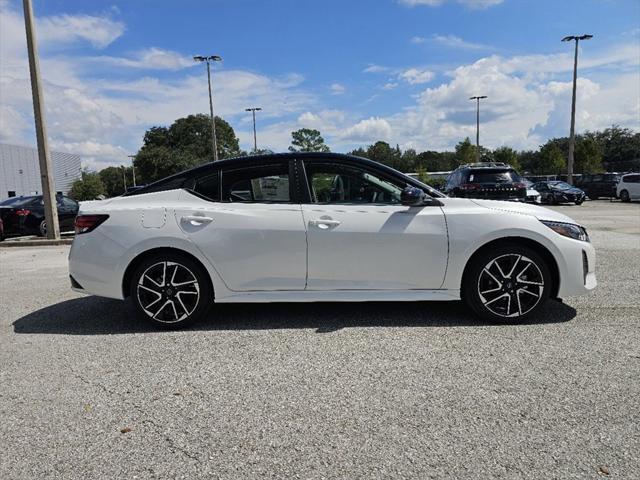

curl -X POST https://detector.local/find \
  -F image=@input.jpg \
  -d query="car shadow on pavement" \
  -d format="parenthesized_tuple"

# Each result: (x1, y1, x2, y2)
(12, 296, 577, 335)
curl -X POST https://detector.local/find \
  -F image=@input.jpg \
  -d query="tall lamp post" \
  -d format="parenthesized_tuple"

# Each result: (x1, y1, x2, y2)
(469, 95, 487, 162)
(194, 55, 222, 161)
(127, 154, 136, 186)
(23, 0, 59, 239)
(245, 107, 262, 152)
(562, 34, 593, 184)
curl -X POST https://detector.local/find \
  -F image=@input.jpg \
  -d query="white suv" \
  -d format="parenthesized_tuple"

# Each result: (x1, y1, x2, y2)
(617, 173, 640, 202)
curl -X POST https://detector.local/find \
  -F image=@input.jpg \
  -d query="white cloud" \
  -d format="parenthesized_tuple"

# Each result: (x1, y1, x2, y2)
(410, 36, 427, 44)
(399, 0, 504, 9)
(363, 64, 389, 73)
(431, 34, 491, 50)
(92, 48, 194, 70)
(330, 83, 346, 95)
(38, 13, 124, 49)
(383, 82, 399, 90)
(339, 117, 392, 142)
(398, 68, 435, 85)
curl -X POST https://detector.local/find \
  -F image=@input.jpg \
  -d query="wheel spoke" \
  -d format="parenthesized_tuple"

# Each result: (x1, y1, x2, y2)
(152, 300, 171, 319)
(518, 288, 540, 298)
(484, 292, 509, 307)
(482, 268, 503, 288)
(506, 255, 521, 279)
(493, 259, 509, 280)
(145, 274, 162, 288)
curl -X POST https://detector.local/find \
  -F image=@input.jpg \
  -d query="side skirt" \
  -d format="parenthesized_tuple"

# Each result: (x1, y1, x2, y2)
(215, 289, 461, 303)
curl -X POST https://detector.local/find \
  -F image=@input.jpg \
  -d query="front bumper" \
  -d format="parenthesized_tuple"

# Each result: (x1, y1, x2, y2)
(556, 238, 596, 298)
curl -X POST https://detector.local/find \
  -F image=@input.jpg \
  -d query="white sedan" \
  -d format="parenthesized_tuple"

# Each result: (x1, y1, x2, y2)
(69, 153, 596, 328)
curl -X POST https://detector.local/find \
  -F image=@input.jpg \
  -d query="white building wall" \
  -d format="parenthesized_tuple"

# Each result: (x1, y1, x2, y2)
(0, 143, 82, 199)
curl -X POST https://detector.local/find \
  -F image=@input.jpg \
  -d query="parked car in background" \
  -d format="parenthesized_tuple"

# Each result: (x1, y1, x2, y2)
(522, 179, 541, 204)
(443, 163, 527, 201)
(0, 195, 79, 239)
(69, 152, 596, 329)
(616, 173, 640, 202)
(533, 181, 586, 205)
(577, 173, 621, 200)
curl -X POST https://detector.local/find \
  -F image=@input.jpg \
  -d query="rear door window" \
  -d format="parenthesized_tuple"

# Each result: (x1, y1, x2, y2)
(221, 162, 291, 203)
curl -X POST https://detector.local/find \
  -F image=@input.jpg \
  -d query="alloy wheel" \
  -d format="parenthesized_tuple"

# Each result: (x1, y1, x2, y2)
(136, 261, 200, 323)
(477, 254, 544, 318)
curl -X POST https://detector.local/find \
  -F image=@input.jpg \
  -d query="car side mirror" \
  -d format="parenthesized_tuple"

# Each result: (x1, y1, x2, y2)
(401, 186, 428, 206)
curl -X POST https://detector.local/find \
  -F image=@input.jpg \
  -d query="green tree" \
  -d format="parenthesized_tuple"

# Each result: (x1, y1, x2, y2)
(365, 141, 398, 167)
(538, 143, 566, 175)
(590, 125, 639, 170)
(455, 138, 477, 165)
(134, 114, 241, 184)
(69, 170, 105, 201)
(99, 166, 134, 197)
(493, 146, 521, 171)
(288, 128, 330, 152)
(574, 136, 603, 174)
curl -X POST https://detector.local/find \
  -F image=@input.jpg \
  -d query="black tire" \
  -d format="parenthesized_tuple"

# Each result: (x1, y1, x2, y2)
(38, 219, 46, 237)
(620, 190, 630, 202)
(575, 200, 583, 205)
(129, 253, 213, 329)
(462, 243, 552, 323)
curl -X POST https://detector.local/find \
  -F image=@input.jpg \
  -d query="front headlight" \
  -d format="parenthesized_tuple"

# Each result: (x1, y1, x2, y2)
(540, 220, 590, 242)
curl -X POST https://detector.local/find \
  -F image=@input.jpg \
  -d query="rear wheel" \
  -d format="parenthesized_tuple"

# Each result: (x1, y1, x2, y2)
(619, 190, 630, 202)
(130, 253, 212, 329)
(575, 199, 584, 205)
(38, 220, 47, 237)
(462, 244, 552, 323)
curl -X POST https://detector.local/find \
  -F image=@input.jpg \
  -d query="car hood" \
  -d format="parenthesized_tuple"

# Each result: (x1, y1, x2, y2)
(469, 199, 579, 224)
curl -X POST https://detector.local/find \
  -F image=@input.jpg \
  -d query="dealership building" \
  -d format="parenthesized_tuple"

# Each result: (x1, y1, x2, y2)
(0, 143, 82, 200)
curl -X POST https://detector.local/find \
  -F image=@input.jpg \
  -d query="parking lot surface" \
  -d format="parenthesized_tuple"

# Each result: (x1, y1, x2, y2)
(1, 200, 639, 479)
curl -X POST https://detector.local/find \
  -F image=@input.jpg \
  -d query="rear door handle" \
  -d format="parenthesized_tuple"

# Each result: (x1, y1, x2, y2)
(182, 215, 214, 225)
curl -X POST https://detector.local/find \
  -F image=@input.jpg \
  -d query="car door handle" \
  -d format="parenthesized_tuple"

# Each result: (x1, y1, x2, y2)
(309, 218, 341, 229)
(182, 215, 214, 224)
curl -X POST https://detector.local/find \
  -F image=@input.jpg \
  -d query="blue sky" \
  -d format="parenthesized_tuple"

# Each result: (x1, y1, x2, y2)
(1, 0, 639, 168)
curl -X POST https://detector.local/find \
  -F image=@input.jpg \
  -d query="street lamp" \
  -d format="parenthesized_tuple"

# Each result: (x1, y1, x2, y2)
(469, 95, 488, 162)
(127, 154, 136, 186)
(245, 107, 262, 152)
(562, 34, 593, 184)
(194, 54, 223, 161)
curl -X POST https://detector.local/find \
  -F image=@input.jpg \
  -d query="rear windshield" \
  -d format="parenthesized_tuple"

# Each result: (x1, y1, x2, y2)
(467, 169, 521, 183)
(0, 196, 40, 207)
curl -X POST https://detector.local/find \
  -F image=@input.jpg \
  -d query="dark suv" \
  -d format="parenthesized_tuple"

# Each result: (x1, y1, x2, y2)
(577, 173, 621, 200)
(443, 163, 526, 201)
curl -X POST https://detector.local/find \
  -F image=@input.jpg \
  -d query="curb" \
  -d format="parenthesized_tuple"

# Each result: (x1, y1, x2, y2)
(0, 238, 74, 247)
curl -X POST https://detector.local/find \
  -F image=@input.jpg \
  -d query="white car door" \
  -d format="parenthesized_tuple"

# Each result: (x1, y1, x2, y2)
(175, 160, 307, 291)
(301, 160, 448, 290)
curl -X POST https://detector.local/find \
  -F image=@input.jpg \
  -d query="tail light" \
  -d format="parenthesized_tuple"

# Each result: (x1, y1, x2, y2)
(459, 183, 481, 191)
(74, 214, 109, 234)
(514, 182, 527, 189)
(15, 209, 31, 216)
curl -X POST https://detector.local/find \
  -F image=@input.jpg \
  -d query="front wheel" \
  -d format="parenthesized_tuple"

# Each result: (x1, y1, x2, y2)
(462, 244, 552, 323)
(130, 253, 213, 329)
(575, 199, 584, 205)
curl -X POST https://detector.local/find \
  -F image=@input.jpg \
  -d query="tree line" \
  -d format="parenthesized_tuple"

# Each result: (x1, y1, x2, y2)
(70, 114, 639, 200)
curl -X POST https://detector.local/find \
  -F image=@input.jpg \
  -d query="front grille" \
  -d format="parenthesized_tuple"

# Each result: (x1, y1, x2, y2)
(582, 250, 588, 285)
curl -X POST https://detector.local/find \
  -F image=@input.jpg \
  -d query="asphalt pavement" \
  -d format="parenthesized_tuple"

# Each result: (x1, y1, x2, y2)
(1, 200, 638, 479)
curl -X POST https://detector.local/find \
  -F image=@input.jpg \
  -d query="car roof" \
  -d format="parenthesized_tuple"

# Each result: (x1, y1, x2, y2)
(128, 152, 445, 197)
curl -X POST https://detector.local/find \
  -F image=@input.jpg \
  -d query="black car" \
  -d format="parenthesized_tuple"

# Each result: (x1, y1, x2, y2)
(443, 162, 526, 201)
(0, 194, 79, 239)
(577, 173, 621, 200)
(532, 181, 586, 205)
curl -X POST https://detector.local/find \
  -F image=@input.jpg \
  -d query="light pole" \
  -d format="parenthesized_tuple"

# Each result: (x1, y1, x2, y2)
(562, 34, 593, 184)
(23, 0, 59, 239)
(469, 95, 487, 162)
(127, 154, 136, 186)
(194, 55, 222, 161)
(245, 107, 262, 152)
(121, 165, 127, 191)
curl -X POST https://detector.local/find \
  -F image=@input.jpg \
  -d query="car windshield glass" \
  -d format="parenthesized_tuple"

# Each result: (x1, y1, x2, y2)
(468, 170, 521, 183)
(0, 196, 38, 206)
(550, 181, 573, 190)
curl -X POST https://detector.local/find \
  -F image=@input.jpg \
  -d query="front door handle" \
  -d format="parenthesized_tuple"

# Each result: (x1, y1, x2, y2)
(182, 215, 214, 225)
(309, 218, 341, 229)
